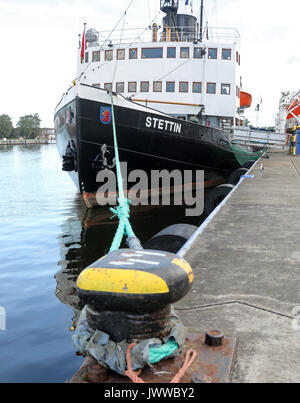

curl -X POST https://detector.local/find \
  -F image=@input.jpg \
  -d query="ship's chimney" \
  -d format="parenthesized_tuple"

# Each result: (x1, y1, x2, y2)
(176, 0, 197, 42)
(160, 0, 197, 42)
(152, 23, 158, 42)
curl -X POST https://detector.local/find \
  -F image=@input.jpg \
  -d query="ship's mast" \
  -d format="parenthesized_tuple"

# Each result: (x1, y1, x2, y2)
(200, 0, 204, 42)
(160, 1, 179, 29)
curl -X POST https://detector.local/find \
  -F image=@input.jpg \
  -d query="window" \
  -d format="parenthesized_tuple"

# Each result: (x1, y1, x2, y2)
(221, 83, 231, 95)
(153, 81, 162, 92)
(179, 82, 189, 93)
(167, 47, 176, 58)
(92, 51, 100, 62)
(236, 86, 240, 98)
(194, 47, 204, 59)
(142, 48, 163, 58)
(236, 51, 239, 63)
(117, 49, 125, 60)
(85, 52, 89, 63)
(166, 81, 175, 92)
(207, 83, 216, 94)
(104, 83, 112, 92)
(180, 47, 190, 58)
(193, 82, 202, 93)
(222, 49, 231, 60)
(129, 48, 138, 59)
(116, 82, 124, 93)
(128, 82, 137, 92)
(92, 83, 100, 88)
(141, 81, 150, 92)
(208, 48, 217, 59)
(105, 50, 113, 61)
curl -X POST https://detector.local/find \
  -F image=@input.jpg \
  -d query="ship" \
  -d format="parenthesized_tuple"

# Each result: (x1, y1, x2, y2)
(54, 0, 258, 208)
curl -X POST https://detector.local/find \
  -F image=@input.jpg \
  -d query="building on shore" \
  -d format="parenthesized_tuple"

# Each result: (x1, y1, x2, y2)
(40, 128, 55, 141)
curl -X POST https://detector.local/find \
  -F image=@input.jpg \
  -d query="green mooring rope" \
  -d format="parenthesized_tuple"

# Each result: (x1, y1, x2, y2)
(109, 94, 142, 252)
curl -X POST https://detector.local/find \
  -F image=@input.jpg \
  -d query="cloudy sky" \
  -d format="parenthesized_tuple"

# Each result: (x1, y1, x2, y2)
(0, 0, 299, 128)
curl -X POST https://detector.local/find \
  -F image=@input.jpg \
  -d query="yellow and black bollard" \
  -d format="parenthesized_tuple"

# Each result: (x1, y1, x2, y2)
(76, 248, 193, 342)
(70, 248, 237, 384)
(289, 126, 300, 156)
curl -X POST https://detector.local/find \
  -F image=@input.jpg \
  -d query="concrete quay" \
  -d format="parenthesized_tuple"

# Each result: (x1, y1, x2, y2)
(177, 152, 300, 383)
(0, 139, 50, 145)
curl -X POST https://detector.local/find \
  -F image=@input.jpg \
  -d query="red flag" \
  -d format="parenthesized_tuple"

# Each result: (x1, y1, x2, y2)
(80, 24, 87, 63)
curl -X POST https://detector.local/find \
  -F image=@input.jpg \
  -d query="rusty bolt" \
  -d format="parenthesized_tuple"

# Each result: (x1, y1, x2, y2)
(87, 364, 109, 383)
(205, 330, 224, 346)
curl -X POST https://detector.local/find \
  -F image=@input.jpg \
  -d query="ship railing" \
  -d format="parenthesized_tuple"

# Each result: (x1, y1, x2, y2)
(89, 26, 240, 47)
(232, 126, 287, 148)
(204, 27, 241, 45)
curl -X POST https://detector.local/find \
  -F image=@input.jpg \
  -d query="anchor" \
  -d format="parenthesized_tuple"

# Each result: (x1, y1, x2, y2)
(91, 144, 116, 172)
(62, 140, 78, 172)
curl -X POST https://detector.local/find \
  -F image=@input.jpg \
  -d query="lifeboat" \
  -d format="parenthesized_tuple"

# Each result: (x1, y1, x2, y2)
(286, 97, 300, 120)
(240, 92, 252, 109)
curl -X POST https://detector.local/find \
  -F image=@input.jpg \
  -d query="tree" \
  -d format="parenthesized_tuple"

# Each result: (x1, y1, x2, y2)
(16, 113, 41, 139)
(0, 114, 14, 139)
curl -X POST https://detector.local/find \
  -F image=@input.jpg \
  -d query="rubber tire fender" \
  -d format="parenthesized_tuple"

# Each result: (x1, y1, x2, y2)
(241, 160, 256, 169)
(204, 184, 234, 216)
(228, 168, 249, 186)
(143, 224, 197, 253)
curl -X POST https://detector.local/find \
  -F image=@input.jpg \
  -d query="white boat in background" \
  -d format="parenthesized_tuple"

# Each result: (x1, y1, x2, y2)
(275, 90, 300, 133)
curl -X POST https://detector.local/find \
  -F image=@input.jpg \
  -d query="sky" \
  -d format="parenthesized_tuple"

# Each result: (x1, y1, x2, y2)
(0, 0, 299, 128)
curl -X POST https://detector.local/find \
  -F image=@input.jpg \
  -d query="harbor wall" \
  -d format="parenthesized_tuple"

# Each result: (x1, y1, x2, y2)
(0, 139, 53, 145)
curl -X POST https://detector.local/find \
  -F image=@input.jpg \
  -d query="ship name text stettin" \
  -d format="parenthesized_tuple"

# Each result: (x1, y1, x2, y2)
(145, 116, 182, 134)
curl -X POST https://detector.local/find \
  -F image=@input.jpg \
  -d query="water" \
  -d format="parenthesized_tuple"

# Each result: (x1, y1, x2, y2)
(0, 144, 202, 382)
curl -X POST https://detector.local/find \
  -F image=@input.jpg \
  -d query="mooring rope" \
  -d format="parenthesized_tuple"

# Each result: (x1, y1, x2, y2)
(125, 343, 197, 383)
(109, 93, 142, 252)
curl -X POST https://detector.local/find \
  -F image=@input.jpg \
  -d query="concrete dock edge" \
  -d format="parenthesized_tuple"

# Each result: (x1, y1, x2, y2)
(176, 152, 300, 383)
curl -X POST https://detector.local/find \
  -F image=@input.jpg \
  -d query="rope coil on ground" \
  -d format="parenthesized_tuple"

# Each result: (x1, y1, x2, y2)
(125, 343, 197, 384)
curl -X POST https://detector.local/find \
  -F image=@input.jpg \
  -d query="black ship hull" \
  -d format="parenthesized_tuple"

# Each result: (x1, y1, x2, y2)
(55, 84, 240, 208)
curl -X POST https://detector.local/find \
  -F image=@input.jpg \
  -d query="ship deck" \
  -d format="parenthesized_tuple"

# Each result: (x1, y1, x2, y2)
(176, 151, 300, 382)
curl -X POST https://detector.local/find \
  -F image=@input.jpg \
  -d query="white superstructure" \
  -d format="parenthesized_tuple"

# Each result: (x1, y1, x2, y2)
(75, 0, 244, 130)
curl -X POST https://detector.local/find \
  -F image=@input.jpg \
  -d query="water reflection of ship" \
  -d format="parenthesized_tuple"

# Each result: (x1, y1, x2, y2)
(55, 195, 86, 325)
(55, 195, 202, 326)
(55, 195, 123, 325)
